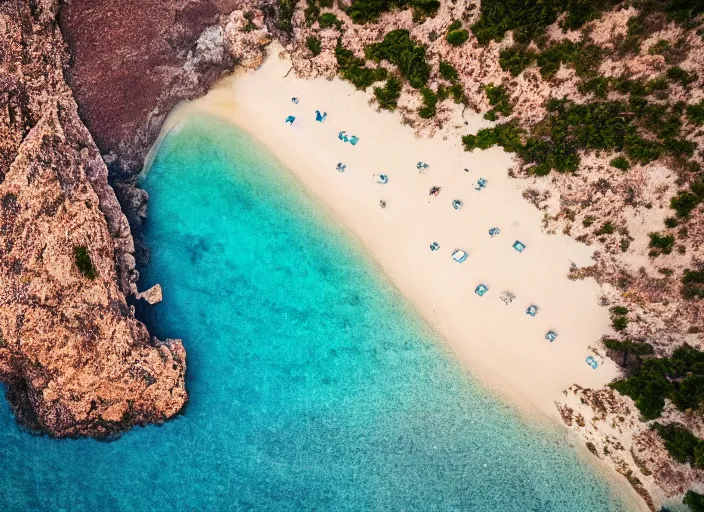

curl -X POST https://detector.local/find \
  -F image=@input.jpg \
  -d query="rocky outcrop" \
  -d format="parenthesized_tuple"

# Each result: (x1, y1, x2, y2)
(0, 1, 186, 437)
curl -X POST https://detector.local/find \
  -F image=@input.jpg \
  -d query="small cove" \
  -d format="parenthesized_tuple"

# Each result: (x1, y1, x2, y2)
(0, 114, 637, 511)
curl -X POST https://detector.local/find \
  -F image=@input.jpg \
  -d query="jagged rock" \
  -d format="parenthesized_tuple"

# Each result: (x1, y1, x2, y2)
(136, 284, 163, 305)
(0, 0, 186, 438)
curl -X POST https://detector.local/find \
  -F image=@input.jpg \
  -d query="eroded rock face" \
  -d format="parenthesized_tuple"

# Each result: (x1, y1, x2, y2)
(0, 0, 186, 438)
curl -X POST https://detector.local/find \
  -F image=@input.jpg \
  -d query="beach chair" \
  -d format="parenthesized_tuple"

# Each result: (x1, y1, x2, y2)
(489, 228, 500, 237)
(376, 174, 389, 184)
(291, 97, 299, 104)
(452, 199, 463, 210)
(430, 242, 440, 251)
(475, 284, 489, 296)
(452, 249, 468, 263)
(285, 115, 295, 124)
(526, 305, 539, 317)
(500, 291, 516, 305)
(513, 240, 526, 252)
(349, 135, 359, 145)
(416, 161, 429, 170)
(545, 330, 558, 342)
(315, 110, 327, 122)
(586, 356, 598, 369)
(336, 163, 346, 173)
(475, 178, 487, 191)
(338, 131, 348, 141)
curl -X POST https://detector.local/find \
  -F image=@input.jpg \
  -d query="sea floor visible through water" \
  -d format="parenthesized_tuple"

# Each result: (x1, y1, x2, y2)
(0, 115, 638, 511)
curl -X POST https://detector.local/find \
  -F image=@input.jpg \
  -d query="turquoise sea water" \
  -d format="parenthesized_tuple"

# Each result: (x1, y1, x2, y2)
(0, 115, 634, 511)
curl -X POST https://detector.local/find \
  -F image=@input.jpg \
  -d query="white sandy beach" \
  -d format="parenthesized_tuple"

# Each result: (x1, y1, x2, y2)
(159, 47, 623, 420)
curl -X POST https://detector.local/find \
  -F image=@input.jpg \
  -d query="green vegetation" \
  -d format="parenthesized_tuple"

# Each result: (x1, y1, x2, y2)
(603, 338, 654, 356)
(483, 84, 513, 120)
(274, 0, 297, 34)
(610, 156, 630, 171)
(462, 121, 523, 152)
(446, 28, 469, 47)
(666, 66, 698, 87)
(471, 0, 617, 46)
(365, 30, 430, 89)
(687, 101, 704, 124)
(648, 232, 675, 256)
(595, 221, 616, 236)
(682, 268, 704, 300)
(306, 36, 322, 56)
(418, 87, 438, 118)
(648, 39, 671, 55)
(336, 44, 388, 89)
(439, 60, 458, 81)
(243, 11, 257, 32)
(610, 344, 704, 420)
(374, 77, 403, 110)
(578, 76, 610, 98)
(609, 305, 629, 332)
(684, 490, 704, 512)
(74, 246, 97, 280)
(664, 216, 678, 228)
(582, 215, 595, 227)
(319, 12, 343, 29)
(610, 305, 628, 316)
(652, 423, 704, 469)
(345, 0, 440, 24)
(499, 46, 537, 77)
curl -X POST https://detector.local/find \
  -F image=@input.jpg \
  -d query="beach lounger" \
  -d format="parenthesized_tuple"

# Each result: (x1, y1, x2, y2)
(349, 135, 359, 145)
(292, 97, 299, 104)
(513, 240, 526, 252)
(315, 110, 327, 122)
(452, 199, 463, 210)
(475, 178, 487, 191)
(416, 161, 429, 170)
(586, 356, 598, 369)
(489, 228, 500, 237)
(376, 174, 389, 184)
(475, 284, 489, 296)
(452, 250, 468, 263)
(336, 163, 346, 173)
(545, 330, 558, 342)
(338, 131, 348, 141)
(526, 305, 539, 317)
(500, 291, 516, 305)
(285, 115, 295, 124)
(430, 242, 440, 251)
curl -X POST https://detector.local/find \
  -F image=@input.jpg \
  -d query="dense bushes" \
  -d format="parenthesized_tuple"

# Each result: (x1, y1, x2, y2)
(462, 121, 523, 152)
(610, 156, 630, 171)
(483, 84, 513, 120)
(418, 87, 438, 118)
(274, 0, 297, 34)
(318, 12, 343, 29)
(603, 339, 654, 356)
(682, 268, 704, 300)
(336, 44, 388, 89)
(345, 0, 439, 24)
(74, 246, 97, 280)
(499, 46, 537, 77)
(439, 60, 458, 81)
(685, 491, 704, 512)
(652, 423, 704, 469)
(306, 36, 322, 56)
(687, 101, 704, 124)
(498, 40, 602, 79)
(446, 27, 469, 47)
(610, 344, 704, 420)
(374, 77, 402, 110)
(365, 30, 430, 88)
(648, 232, 675, 256)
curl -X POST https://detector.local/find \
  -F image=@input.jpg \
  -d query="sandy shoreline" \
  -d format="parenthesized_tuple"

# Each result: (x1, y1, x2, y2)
(152, 47, 649, 510)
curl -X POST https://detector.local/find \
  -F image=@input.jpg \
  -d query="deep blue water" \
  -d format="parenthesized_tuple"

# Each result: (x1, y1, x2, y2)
(0, 115, 634, 511)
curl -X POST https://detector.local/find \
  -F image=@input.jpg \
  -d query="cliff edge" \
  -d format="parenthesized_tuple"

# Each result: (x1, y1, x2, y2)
(0, 1, 186, 437)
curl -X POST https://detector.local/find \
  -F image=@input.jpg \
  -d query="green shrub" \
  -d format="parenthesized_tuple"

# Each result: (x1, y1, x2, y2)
(603, 339, 654, 356)
(610, 305, 628, 316)
(418, 87, 438, 118)
(374, 77, 402, 111)
(652, 423, 704, 468)
(612, 316, 629, 331)
(687, 101, 704, 124)
(336, 44, 388, 90)
(666, 66, 698, 87)
(448, 83, 467, 104)
(319, 12, 342, 29)
(595, 221, 615, 235)
(499, 46, 537, 76)
(483, 84, 513, 120)
(664, 217, 678, 228)
(648, 232, 675, 255)
(682, 269, 704, 300)
(610, 156, 630, 171)
(446, 29, 469, 46)
(306, 36, 322, 56)
(582, 215, 595, 227)
(462, 121, 523, 152)
(578, 76, 610, 98)
(365, 30, 430, 89)
(275, 0, 296, 34)
(671, 190, 701, 217)
(648, 39, 671, 55)
(684, 491, 704, 512)
(74, 246, 97, 280)
(346, 0, 439, 24)
(243, 11, 258, 31)
(439, 60, 458, 81)
(447, 19, 462, 31)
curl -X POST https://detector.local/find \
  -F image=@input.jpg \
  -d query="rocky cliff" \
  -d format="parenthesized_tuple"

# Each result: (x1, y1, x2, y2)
(0, 0, 186, 437)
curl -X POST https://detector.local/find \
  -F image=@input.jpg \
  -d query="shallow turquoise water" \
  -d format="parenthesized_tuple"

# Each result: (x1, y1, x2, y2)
(0, 115, 634, 511)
